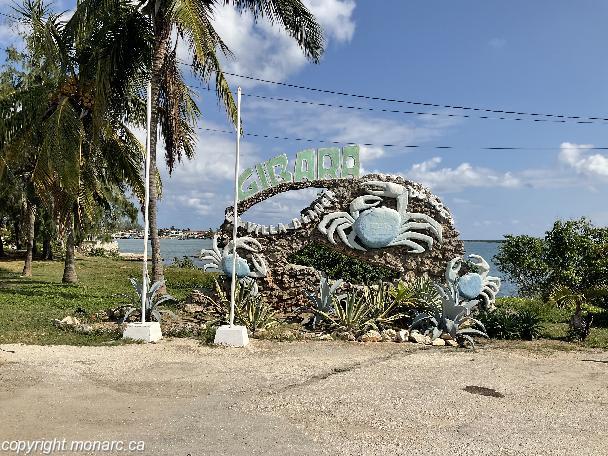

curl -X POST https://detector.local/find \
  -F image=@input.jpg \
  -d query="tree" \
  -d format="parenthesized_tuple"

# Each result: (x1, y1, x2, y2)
(1, 0, 147, 281)
(70, 0, 324, 288)
(495, 218, 608, 298)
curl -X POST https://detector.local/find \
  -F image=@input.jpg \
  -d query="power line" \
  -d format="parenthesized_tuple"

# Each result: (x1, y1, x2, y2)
(178, 59, 608, 125)
(219, 70, 608, 124)
(198, 126, 608, 152)
(191, 83, 607, 126)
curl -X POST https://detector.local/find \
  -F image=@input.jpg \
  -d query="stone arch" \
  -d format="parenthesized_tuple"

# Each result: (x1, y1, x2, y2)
(217, 174, 464, 311)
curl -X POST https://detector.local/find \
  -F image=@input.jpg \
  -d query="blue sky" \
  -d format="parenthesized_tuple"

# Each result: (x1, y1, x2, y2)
(2, 0, 608, 239)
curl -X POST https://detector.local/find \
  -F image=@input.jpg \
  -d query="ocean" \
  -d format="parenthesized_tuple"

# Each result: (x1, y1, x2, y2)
(117, 238, 516, 296)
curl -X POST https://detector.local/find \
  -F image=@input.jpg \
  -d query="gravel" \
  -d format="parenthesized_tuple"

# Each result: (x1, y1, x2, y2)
(1, 340, 607, 455)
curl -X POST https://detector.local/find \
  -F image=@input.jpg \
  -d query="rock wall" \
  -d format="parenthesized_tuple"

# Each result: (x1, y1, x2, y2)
(217, 174, 464, 311)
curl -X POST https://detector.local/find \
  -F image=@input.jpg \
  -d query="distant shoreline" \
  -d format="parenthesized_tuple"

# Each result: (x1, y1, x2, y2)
(463, 239, 503, 243)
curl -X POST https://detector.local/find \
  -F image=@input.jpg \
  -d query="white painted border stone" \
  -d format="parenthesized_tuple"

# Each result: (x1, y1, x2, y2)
(123, 322, 162, 343)
(214, 325, 249, 347)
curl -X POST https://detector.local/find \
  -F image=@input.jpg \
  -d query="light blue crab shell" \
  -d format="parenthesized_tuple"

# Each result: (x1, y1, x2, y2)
(221, 254, 251, 278)
(353, 207, 401, 248)
(457, 273, 484, 300)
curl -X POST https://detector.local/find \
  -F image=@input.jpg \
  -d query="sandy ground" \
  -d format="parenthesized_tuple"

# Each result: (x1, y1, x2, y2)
(1, 340, 607, 456)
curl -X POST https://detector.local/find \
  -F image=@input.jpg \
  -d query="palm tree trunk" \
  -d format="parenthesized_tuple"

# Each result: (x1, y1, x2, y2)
(42, 235, 53, 260)
(21, 202, 35, 277)
(13, 220, 21, 250)
(62, 211, 78, 283)
(0, 234, 5, 257)
(148, 16, 171, 289)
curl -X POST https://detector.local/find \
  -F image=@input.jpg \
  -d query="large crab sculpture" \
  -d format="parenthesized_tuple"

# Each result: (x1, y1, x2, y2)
(448, 254, 501, 311)
(318, 180, 443, 253)
(200, 234, 268, 279)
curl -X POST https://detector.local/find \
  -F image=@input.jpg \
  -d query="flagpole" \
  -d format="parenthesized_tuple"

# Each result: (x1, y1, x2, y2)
(141, 81, 152, 323)
(229, 87, 242, 328)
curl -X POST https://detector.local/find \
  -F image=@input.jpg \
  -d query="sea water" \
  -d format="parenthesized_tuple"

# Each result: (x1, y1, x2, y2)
(117, 238, 516, 296)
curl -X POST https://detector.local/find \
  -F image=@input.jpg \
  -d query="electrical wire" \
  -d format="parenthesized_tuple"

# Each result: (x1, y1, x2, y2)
(198, 126, 608, 152)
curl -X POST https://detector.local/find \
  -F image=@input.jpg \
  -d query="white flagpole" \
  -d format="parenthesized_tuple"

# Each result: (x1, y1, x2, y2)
(229, 87, 242, 327)
(141, 81, 152, 323)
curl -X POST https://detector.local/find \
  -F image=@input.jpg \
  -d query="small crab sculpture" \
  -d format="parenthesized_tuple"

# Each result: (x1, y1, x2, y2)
(449, 254, 501, 311)
(318, 180, 443, 253)
(200, 234, 268, 279)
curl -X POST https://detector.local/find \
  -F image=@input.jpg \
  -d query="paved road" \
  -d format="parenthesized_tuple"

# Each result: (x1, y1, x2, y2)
(1, 340, 607, 455)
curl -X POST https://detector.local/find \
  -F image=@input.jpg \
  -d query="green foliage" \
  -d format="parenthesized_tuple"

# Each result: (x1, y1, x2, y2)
(170, 256, 197, 269)
(391, 277, 441, 314)
(479, 307, 543, 340)
(315, 282, 407, 333)
(123, 278, 176, 323)
(496, 218, 608, 297)
(214, 279, 277, 334)
(306, 275, 345, 329)
(87, 247, 119, 259)
(288, 243, 399, 284)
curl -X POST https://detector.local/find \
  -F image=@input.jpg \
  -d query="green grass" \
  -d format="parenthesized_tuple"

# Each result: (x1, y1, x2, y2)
(0, 256, 214, 345)
(495, 297, 608, 349)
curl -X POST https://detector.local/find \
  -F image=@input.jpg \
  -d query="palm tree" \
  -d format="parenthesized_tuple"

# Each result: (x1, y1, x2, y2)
(70, 0, 324, 287)
(1, 0, 147, 281)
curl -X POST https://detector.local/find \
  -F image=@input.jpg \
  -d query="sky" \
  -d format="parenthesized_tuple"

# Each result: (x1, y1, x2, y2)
(2, 0, 608, 239)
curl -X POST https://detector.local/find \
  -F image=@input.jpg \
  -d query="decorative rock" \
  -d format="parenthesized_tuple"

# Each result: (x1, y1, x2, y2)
(396, 329, 409, 343)
(336, 331, 356, 341)
(318, 334, 333, 341)
(53, 316, 80, 328)
(381, 329, 397, 342)
(409, 331, 427, 344)
(218, 174, 465, 312)
(440, 332, 453, 340)
(360, 330, 382, 342)
(445, 339, 458, 347)
(423, 335, 432, 345)
(431, 338, 446, 346)
(183, 303, 204, 313)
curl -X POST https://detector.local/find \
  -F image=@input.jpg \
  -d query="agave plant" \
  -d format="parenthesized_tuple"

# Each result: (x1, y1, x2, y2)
(317, 290, 376, 333)
(214, 278, 276, 334)
(122, 278, 176, 323)
(306, 275, 345, 329)
(362, 282, 405, 329)
(410, 259, 488, 348)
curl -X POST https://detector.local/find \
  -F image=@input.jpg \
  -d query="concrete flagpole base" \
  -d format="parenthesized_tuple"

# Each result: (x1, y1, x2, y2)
(123, 322, 162, 343)
(214, 325, 249, 347)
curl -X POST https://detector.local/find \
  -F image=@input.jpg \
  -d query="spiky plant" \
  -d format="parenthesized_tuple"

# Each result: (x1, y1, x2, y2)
(306, 275, 345, 329)
(123, 278, 176, 323)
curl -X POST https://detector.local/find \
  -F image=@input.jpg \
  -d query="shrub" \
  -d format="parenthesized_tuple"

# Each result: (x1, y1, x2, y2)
(478, 307, 543, 340)
(170, 256, 197, 269)
(495, 218, 608, 298)
(288, 242, 399, 284)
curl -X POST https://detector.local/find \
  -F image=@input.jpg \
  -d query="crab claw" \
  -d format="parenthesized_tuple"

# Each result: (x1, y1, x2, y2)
(468, 254, 490, 275)
(363, 180, 406, 198)
(223, 236, 262, 256)
(349, 195, 382, 217)
(445, 257, 463, 286)
(250, 253, 268, 277)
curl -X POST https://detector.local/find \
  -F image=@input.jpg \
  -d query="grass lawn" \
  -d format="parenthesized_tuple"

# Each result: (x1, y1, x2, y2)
(0, 255, 214, 345)
(1, 254, 608, 349)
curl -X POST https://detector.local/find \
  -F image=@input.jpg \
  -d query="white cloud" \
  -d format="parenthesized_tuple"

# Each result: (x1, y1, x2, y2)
(404, 157, 521, 193)
(559, 142, 608, 178)
(209, 0, 356, 86)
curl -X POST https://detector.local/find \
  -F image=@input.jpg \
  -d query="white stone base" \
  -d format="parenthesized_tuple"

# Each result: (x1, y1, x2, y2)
(123, 322, 162, 343)
(214, 325, 249, 347)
